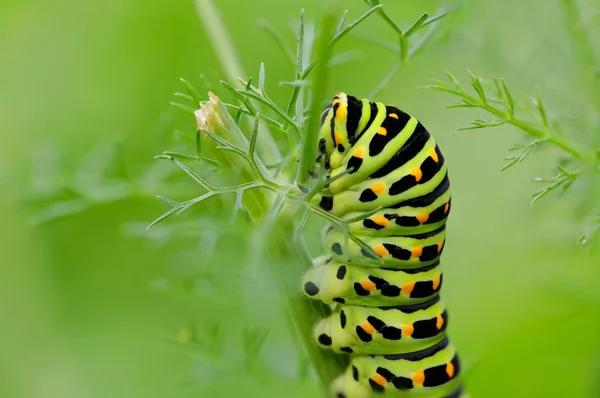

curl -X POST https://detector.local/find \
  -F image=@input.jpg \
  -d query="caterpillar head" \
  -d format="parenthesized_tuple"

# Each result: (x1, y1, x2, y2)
(317, 92, 351, 170)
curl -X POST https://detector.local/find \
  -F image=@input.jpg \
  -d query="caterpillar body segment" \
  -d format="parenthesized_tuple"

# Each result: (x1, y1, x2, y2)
(334, 338, 463, 398)
(324, 227, 446, 270)
(306, 93, 465, 398)
(313, 297, 448, 356)
(302, 259, 442, 307)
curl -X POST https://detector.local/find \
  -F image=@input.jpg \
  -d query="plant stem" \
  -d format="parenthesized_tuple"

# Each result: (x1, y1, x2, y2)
(197, 94, 344, 397)
(297, 2, 339, 186)
(194, 0, 282, 165)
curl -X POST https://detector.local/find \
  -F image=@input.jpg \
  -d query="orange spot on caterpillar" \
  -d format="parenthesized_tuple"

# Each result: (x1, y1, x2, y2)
(410, 168, 423, 182)
(446, 362, 455, 378)
(388, 113, 399, 119)
(371, 183, 385, 194)
(360, 280, 376, 291)
(374, 245, 389, 257)
(416, 212, 429, 224)
(372, 374, 387, 386)
(444, 202, 449, 214)
(432, 275, 441, 290)
(402, 323, 414, 338)
(411, 370, 425, 386)
(437, 240, 444, 253)
(372, 216, 388, 226)
(436, 315, 444, 330)
(429, 149, 439, 163)
(402, 281, 415, 295)
(411, 245, 423, 258)
(361, 322, 375, 335)
(334, 132, 343, 145)
(354, 147, 364, 158)
(377, 126, 387, 136)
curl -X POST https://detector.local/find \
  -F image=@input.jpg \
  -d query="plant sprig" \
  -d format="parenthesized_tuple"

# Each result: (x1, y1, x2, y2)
(428, 70, 600, 246)
(364, 1, 462, 98)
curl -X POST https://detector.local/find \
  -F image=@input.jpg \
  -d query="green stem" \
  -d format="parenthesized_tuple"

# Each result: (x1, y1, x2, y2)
(297, 3, 339, 186)
(477, 95, 593, 164)
(194, 0, 282, 165)
(197, 94, 344, 397)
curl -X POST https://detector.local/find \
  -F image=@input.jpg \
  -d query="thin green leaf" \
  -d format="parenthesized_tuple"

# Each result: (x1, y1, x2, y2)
(343, 206, 383, 224)
(249, 113, 260, 160)
(421, 3, 462, 29)
(348, 233, 381, 261)
(196, 130, 220, 167)
(467, 69, 486, 102)
(404, 13, 428, 38)
(170, 101, 197, 113)
(171, 158, 214, 190)
(501, 78, 514, 117)
(535, 90, 550, 129)
(157, 195, 180, 207)
(258, 19, 295, 64)
(180, 78, 203, 105)
(220, 81, 257, 115)
(279, 79, 312, 87)
(336, 10, 349, 35)
(173, 92, 194, 101)
(258, 63, 266, 91)
(302, 4, 382, 78)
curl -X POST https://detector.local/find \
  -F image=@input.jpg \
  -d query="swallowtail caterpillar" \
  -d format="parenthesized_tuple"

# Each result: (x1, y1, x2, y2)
(302, 93, 466, 398)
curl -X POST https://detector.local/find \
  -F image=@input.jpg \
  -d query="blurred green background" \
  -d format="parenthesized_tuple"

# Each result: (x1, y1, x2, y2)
(1, 0, 599, 397)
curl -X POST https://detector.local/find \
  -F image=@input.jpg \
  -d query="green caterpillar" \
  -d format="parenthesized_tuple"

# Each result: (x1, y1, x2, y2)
(302, 93, 465, 398)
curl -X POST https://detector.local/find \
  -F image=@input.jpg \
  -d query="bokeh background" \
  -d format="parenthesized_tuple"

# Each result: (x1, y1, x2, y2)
(1, 0, 599, 397)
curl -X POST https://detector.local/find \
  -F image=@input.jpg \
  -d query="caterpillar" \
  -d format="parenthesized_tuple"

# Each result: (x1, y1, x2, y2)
(302, 93, 465, 398)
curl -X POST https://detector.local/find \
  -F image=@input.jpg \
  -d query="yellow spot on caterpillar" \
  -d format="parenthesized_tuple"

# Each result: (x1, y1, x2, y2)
(446, 362, 455, 378)
(361, 322, 375, 335)
(403, 323, 414, 338)
(360, 280, 376, 291)
(372, 216, 388, 226)
(412, 370, 425, 386)
(437, 240, 444, 253)
(416, 212, 429, 224)
(374, 245, 389, 257)
(432, 275, 441, 290)
(336, 105, 348, 121)
(332, 98, 340, 106)
(411, 245, 423, 258)
(436, 315, 444, 329)
(334, 132, 343, 145)
(429, 149, 439, 163)
(377, 126, 387, 136)
(372, 374, 387, 386)
(389, 113, 399, 119)
(402, 281, 415, 295)
(354, 147, 364, 158)
(444, 202, 449, 214)
(410, 168, 423, 182)
(371, 183, 385, 194)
